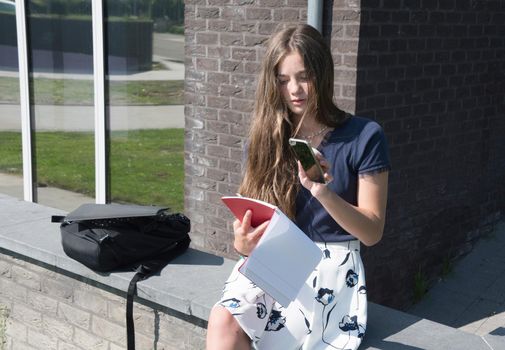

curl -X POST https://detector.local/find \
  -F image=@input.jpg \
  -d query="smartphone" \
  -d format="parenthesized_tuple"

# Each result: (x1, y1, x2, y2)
(288, 138, 325, 183)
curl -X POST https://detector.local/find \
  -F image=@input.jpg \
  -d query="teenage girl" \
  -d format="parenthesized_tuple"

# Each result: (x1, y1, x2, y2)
(206, 24, 390, 350)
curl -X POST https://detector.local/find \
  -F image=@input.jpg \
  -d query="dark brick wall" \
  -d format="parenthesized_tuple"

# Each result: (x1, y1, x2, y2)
(184, 0, 505, 309)
(355, 0, 505, 309)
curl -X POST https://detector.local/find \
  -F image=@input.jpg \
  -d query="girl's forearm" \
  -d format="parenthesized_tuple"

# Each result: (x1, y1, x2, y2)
(314, 189, 385, 246)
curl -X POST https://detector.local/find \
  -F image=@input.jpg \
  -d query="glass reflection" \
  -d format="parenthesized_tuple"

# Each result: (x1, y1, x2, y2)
(0, 0, 23, 199)
(27, 0, 95, 210)
(105, 0, 185, 211)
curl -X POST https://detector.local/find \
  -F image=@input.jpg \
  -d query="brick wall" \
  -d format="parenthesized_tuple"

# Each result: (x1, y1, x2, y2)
(355, 0, 505, 309)
(184, 0, 365, 255)
(184, 0, 309, 255)
(184, 0, 505, 309)
(0, 252, 206, 350)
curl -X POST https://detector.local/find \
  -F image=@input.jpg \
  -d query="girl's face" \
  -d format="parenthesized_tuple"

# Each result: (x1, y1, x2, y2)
(277, 51, 309, 119)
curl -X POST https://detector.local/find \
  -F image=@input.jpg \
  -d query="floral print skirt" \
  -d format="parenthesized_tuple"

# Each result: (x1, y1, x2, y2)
(217, 240, 367, 350)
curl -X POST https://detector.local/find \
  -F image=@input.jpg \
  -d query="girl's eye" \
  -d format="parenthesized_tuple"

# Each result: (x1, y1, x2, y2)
(278, 79, 289, 85)
(299, 75, 308, 81)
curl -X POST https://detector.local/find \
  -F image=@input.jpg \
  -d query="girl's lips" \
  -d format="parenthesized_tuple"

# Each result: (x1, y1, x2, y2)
(291, 99, 305, 104)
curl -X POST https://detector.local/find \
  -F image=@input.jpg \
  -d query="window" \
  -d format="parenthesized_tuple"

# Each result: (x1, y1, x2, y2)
(0, 0, 23, 200)
(27, 0, 96, 209)
(2, 0, 185, 212)
(105, 0, 185, 211)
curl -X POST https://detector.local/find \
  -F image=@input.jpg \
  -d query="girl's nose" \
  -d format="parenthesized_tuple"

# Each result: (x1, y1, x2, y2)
(289, 80, 302, 94)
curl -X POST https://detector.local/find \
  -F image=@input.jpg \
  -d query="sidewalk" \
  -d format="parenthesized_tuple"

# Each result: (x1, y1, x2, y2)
(0, 173, 92, 211)
(408, 220, 505, 341)
(0, 55, 184, 81)
(0, 56, 185, 81)
(0, 54, 186, 131)
(0, 104, 185, 131)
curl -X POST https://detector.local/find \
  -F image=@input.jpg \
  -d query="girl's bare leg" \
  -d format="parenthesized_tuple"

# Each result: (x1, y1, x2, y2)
(206, 305, 251, 350)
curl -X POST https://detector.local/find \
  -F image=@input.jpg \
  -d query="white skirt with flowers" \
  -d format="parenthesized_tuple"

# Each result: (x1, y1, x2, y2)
(216, 240, 367, 350)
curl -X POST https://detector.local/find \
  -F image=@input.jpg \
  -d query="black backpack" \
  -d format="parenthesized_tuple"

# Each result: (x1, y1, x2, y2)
(52, 203, 191, 350)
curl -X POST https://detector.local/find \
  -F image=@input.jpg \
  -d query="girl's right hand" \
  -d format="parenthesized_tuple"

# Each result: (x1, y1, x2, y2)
(233, 210, 270, 257)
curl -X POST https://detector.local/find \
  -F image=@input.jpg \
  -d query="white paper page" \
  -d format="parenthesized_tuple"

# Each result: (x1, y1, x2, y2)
(240, 209, 322, 306)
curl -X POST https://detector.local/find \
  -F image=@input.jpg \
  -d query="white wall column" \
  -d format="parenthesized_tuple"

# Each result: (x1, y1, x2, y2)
(15, 0, 35, 202)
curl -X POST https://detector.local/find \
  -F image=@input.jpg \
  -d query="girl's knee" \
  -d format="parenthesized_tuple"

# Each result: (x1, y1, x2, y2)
(208, 305, 240, 331)
(207, 306, 250, 350)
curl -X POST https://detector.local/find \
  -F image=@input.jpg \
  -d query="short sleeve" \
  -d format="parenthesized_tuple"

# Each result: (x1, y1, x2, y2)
(355, 121, 391, 175)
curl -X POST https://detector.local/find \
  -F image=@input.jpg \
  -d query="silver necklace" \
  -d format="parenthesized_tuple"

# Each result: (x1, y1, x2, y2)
(297, 125, 328, 141)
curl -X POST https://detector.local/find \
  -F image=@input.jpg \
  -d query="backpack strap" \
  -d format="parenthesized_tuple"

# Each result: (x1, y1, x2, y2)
(126, 271, 144, 350)
(125, 235, 191, 350)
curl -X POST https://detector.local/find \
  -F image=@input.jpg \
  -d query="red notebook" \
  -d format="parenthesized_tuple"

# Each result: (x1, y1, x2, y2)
(221, 196, 276, 227)
(221, 195, 323, 307)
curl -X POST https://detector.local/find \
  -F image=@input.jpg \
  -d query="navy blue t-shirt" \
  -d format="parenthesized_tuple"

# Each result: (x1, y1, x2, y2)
(295, 116, 391, 242)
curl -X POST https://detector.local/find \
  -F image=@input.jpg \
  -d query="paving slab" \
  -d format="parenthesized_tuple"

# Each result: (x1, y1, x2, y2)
(362, 303, 503, 350)
(409, 220, 505, 344)
(475, 312, 505, 336)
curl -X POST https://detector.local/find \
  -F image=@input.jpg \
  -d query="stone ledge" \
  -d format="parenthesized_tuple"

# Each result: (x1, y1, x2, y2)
(0, 193, 236, 322)
(1, 193, 504, 349)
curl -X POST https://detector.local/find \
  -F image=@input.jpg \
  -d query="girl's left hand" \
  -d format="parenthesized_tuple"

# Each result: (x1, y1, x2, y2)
(298, 150, 333, 197)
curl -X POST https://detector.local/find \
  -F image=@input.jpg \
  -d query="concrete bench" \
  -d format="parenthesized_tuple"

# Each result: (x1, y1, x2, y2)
(0, 193, 503, 349)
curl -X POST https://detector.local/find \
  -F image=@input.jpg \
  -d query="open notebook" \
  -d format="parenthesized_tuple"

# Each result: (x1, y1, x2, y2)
(222, 196, 323, 307)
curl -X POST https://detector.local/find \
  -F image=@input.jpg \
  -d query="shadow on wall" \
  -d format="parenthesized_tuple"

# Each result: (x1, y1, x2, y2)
(352, 0, 505, 309)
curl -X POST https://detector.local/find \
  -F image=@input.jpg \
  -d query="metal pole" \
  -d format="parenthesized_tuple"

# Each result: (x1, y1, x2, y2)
(307, 0, 324, 34)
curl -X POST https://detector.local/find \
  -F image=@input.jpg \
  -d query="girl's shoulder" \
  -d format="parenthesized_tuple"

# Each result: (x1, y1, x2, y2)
(323, 115, 391, 173)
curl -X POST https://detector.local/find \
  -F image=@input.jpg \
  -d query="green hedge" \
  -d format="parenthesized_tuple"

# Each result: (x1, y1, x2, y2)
(0, 13, 153, 73)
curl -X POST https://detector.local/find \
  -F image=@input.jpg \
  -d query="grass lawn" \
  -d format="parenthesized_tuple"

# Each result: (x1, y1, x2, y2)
(0, 77, 184, 105)
(0, 129, 185, 212)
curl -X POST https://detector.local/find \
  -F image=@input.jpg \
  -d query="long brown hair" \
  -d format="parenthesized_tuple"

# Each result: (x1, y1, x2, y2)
(238, 24, 347, 218)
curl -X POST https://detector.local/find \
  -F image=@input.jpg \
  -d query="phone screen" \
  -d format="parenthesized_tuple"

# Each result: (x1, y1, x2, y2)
(289, 138, 325, 183)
